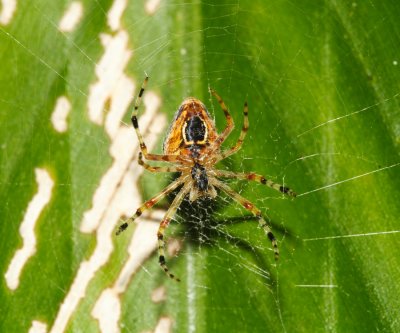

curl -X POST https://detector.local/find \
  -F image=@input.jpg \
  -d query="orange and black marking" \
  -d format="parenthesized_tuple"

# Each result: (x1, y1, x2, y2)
(163, 98, 218, 158)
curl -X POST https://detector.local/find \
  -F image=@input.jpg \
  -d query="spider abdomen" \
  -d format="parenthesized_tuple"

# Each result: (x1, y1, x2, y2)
(163, 98, 218, 156)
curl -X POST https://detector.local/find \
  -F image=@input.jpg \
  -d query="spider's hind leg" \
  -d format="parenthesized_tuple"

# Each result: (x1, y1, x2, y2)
(115, 176, 185, 235)
(157, 182, 191, 282)
(211, 178, 279, 260)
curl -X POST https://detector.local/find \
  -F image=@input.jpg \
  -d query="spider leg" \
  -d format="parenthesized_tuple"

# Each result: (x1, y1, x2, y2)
(210, 89, 234, 147)
(138, 152, 182, 173)
(210, 178, 279, 260)
(115, 175, 187, 235)
(130, 77, 185, 163)
(157, 182, 191, 282)
(217, 101, 249, 161)
(214, 170, 296, 197)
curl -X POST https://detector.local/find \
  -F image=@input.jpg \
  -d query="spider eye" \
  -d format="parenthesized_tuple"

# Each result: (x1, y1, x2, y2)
(184, 116, 206, 143)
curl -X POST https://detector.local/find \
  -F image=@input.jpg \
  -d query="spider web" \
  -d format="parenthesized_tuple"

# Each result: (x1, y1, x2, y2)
(1, 1, 400, 333)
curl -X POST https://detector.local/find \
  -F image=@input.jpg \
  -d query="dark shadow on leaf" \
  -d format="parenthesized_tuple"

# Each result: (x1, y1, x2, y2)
(167, 192, 300, 284)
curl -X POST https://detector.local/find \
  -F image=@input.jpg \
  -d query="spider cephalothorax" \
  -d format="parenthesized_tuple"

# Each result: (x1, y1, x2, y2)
(116, 77, 296, 281)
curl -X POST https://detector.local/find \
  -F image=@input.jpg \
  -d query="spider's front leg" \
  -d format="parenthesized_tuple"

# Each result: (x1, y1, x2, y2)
(216, 100, 249, 161)
(138, 152, 182, 173)
(130, 77, 183, 163)
(211, 178, 280, 260)
(209, 89, 234, 147)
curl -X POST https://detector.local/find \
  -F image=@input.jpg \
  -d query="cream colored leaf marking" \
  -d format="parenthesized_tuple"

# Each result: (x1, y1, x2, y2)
(82, 92, 162, 233)
(58, 1, 83, 32)
(50, 2, 166, 328)
(5, 168, 54, 291)
(50, 101, 165, 333)
(151, 285, 167, 303)
(114, 214, 163, 293)
(82, 30, 162, 232)
(51, 96, 71, 132)
(92, 289, 120, 333)
(154, 317, 173, 333)
(107, 0, 127, 31)
(92, 217, 161, 332)
(28, 321, 47, 333)
(0, 0, 17, 25)
(145, 0, 161, 15)
(87, 30, 133, 128)
(50, 1, 173, 330)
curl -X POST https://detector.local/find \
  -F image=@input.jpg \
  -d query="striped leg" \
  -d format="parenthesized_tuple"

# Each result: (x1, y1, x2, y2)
(210, 89, 234, 147)
(131, 77, 184, 163)
(210, 178, 279, 260)
(157, 182, 191, 282)
(131, 76, 149, 155)
(115, 176, 186, 235)
(217, 101, 249, 161)
(214, 170, 296, 197)
(138, 152, 182, 173)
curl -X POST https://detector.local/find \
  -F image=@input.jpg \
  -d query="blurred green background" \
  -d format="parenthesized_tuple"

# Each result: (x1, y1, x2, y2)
(1, 0, 399, 332)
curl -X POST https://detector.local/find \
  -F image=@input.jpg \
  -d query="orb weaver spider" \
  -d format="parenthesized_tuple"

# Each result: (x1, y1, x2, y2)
(116, 77, 296, 281)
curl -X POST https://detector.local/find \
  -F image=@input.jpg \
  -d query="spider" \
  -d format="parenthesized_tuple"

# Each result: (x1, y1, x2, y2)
(116, 77, 296, 281)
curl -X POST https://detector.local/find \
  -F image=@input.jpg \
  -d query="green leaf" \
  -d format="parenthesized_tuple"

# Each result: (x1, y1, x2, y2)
(1, 0, 399, 332)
